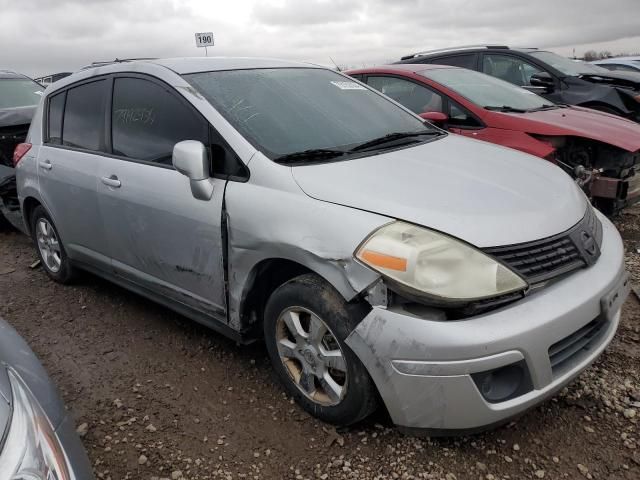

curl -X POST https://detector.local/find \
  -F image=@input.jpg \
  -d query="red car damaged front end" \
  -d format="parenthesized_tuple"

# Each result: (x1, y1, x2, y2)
(487, 106, 640, 214)
(347, 64, 640, 214)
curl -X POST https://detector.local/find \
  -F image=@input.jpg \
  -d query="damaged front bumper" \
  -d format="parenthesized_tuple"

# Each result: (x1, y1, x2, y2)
(590, 172, 640, 208)
(346, 213, 628, 433)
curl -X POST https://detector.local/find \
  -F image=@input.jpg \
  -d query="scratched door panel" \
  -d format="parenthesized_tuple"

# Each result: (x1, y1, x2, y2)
(97, 157, 227, 317)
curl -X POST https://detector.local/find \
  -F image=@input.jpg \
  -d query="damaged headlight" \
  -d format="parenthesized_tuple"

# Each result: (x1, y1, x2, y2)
(356, 222, 527, 304)
(0, 369, 71, 480)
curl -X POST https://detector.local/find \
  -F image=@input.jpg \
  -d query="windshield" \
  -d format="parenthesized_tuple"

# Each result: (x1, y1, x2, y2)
(0, 78, 44, 109)
(528, 51, 610, 76)
(184, 68, 434, 158)
(422, 68, 553, 111)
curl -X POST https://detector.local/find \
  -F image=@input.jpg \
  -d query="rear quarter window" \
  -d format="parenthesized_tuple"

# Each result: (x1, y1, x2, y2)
(47, 92, 65, 145)
(429, 54, 477, 69)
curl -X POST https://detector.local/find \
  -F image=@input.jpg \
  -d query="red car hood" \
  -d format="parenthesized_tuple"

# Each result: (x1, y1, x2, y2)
(489, 106, 640, 152)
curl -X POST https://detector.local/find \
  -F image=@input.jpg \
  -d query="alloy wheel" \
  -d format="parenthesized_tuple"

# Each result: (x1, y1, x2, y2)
(275, 307, 348, 406)
(35, 218, 62, 273)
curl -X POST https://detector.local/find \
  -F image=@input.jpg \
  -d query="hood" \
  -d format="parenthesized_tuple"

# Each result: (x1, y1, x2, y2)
(0, 105, 36, 128)
(489, 106, 640, 152)
(292, 135, 587, 248)
(579, 70, 640, 88)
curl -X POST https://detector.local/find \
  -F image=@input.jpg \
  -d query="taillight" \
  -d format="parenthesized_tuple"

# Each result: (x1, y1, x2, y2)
(13, 143, 32, 167)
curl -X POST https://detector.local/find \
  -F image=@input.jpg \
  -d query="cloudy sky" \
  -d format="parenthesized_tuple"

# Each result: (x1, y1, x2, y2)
(1, 0, 639, 77)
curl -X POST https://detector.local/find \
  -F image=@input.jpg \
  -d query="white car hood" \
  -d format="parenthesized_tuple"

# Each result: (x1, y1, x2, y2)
(292, 134, 587, 248)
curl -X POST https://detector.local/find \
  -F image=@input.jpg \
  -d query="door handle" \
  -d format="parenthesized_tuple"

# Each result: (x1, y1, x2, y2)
(39, 160, 52, 170)
(101, 175, 121, 188)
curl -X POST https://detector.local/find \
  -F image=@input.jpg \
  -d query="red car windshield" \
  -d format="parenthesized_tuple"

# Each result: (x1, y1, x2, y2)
(421, 68, 554, 112)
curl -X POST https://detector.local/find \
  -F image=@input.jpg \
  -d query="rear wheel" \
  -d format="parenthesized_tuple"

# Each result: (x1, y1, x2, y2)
(264, 273, 377, 426)
(30, 205, 76, 283)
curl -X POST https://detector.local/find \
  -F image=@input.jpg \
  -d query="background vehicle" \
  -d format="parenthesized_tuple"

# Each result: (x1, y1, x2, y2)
(0, 316, 94, 478)
(348, 64, 640, 213)
(15, 57, 628, 434)
(397, 46, 640, 122)
(0, 70, 43, 229)
(591, 56, 640, 73)
(33, 72, 72, 87)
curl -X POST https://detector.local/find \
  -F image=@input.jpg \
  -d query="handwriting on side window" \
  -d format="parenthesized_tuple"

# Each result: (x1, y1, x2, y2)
(115, 108, 155, 125)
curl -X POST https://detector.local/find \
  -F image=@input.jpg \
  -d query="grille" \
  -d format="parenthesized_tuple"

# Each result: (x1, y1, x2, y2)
(548, 317, 609, 376)
(484, 207, 602, 285)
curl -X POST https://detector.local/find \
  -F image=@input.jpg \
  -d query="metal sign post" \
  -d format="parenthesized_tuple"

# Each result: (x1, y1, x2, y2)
(195, 32, 214, 56)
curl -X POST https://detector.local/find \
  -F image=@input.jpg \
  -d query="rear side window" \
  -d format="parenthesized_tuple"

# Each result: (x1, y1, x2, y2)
(429, 54, 477, 69)
(366, 76, 444, 114)
(47, 92, 65, 145)
(111, 77, 208, 166)
(62, 80, 107, 151)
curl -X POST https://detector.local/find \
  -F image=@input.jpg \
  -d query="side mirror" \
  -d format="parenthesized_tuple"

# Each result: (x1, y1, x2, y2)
(172, 140, 214, 201)
(529, 72, 555, 92)
(419, 111, 448, 124)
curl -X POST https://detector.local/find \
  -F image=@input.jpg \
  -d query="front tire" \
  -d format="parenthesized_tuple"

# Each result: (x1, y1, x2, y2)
(264, 273, 378, 426)
(30, 205, 76, 283)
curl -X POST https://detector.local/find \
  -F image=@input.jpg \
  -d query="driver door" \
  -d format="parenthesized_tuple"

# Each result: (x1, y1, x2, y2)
(97, 75, 227, 318)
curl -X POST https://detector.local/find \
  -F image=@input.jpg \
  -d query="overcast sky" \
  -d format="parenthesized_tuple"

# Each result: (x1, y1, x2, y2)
(1, 0, 639, 77)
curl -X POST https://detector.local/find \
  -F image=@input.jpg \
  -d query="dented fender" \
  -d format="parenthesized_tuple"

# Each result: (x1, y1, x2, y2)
(223, 152, 389, 330)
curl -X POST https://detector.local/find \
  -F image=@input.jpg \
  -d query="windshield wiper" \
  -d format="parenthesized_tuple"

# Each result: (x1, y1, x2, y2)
(349, 130, 443, 153)
(484, 105, 528, 113)
(527, 104, 561, 112)
(274, 148, 347, 165)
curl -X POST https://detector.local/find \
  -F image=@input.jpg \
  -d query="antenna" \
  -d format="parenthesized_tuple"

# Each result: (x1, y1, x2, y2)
(329, 56, 341, 72)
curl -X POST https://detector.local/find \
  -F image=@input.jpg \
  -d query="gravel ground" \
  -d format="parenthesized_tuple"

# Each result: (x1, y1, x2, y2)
(0, 207, 639, 480)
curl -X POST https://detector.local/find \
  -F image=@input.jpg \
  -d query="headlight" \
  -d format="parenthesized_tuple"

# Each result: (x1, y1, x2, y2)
(0, 369, 71, 480)
(356, 221, 527, 303)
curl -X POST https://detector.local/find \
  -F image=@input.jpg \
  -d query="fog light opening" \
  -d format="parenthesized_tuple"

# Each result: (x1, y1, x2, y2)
(472, 360, 533, 403)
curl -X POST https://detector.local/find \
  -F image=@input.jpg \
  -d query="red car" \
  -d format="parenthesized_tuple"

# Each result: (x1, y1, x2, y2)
(347, 64, 640, 213)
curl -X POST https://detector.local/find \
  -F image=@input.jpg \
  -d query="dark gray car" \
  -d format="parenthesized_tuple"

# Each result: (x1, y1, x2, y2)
(0, 317, 94, 478)
(0, 70, 43, 229)
(397, 46, 640, 122)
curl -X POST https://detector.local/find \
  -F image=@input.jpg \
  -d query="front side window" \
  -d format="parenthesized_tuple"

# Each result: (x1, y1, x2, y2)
(111, 77, 208, 165)
(366, 76, 444, 114)
(422, 68, 553, 111)
(62, 80, 107, 151)
(0, 78, 44, 109)
(482, 54, 543, 86)
(184, 68, 434, 159)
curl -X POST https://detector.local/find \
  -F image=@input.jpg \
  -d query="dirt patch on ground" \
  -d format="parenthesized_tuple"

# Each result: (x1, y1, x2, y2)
(0, 208, 639, 480)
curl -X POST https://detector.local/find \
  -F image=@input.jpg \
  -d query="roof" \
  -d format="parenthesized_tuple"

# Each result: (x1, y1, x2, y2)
(347, 64, 456, 75)
(0, 70, 25, 80)
(400, 45, 540, 61)
(593, 56, 640, 63)
(80, 57, 322, 75)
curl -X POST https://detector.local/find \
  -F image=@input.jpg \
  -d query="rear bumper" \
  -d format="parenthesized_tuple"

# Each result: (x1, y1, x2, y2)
(346, 212, 627, 432)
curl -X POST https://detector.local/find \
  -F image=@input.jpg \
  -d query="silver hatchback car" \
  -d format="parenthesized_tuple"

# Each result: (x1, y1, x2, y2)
(14, 57, 630, 434)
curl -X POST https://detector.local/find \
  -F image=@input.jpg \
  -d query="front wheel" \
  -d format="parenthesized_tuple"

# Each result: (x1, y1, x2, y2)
(263, 273, 378, 426)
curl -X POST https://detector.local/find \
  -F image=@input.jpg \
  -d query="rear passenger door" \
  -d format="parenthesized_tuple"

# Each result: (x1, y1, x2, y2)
(97, 75, 229, 318)
(37, 79, 111, 268)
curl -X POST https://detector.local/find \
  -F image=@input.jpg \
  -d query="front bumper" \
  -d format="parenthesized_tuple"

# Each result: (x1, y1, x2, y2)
(346, 212, 628, 432)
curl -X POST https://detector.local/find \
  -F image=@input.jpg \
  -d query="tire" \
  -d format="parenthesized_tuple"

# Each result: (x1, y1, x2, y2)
(30, 205, 76, 283)
(263, 273, 378, 426)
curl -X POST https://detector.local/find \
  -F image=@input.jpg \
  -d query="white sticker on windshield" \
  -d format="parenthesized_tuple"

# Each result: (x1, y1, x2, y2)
(330, 81, 366, 90)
